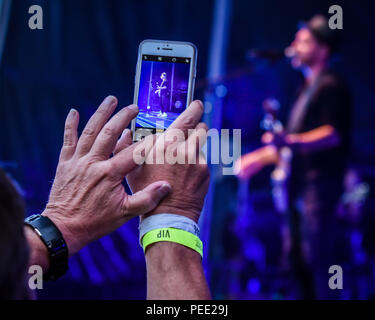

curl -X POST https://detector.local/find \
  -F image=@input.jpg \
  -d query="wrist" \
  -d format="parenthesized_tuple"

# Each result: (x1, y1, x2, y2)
(146, 241, 202, 263)
(142, 227, 203, 258)
(41, 208, 81, 256)
(24, 214, 69, 281)
(145, 242, 210, 300)
(142, 205, 201, 224)
(139, 213, 200, 243)
(145, 241, 203, 283)
(25, 226, 50, 272)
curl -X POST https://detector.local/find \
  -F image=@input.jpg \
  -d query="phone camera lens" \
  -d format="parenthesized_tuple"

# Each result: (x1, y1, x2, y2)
(157, 47, 160, 50)
(172, 58, 176, 62)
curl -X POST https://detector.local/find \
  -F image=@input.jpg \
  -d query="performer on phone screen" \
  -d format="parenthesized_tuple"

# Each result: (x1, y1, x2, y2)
(155, 72, 169, 117)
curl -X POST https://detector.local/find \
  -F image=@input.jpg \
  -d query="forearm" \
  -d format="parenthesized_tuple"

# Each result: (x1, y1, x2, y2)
(287, 125, 341, 153)
(145, 242, 211, 300)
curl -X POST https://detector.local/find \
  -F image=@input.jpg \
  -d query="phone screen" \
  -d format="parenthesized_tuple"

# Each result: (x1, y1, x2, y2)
(135, 54, 192, 138)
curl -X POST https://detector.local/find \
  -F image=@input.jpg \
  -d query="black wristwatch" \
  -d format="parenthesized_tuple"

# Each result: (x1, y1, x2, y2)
(24, 214, 69, 281)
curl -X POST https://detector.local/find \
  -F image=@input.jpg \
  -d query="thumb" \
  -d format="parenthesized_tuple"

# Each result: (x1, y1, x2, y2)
(124, 181, 171, 216)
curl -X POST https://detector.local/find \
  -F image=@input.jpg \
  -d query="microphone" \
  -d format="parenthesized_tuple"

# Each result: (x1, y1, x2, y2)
(246, 47, 296, 62)
(284, 46, 296, 58)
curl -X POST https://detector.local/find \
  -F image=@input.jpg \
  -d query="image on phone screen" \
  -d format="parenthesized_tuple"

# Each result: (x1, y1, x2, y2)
(135, 54, 191, 138)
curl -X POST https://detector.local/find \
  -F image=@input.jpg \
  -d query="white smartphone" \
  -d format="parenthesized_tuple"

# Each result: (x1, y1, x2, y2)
(131, 39, 197, 141)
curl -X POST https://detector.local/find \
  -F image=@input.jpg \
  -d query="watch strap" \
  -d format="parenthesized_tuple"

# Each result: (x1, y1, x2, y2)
(24, 214, 69, 281)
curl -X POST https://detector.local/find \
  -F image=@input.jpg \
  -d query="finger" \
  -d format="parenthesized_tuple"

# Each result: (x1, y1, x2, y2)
(167, 100, 204, 137)
(113, 128, 133, 155)
(153, 101, 205, 156)
(188, 122, 208, 150)
(198, 149, 208, 165)
(123, 181, 171, 216)
(90, 104, 138, 159)
(182, 122, 208, 164)
(59, 109, 79, 161)
(110, 134, 155, 177)
(75, 95, 118, 157)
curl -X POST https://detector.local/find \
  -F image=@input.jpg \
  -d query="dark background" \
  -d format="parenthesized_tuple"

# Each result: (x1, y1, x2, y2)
(1, 0, 375, 299)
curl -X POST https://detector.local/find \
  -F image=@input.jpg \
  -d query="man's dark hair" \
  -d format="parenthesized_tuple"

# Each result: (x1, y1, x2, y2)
(0, 169, 29, 299)
(301, 15, 341, 54)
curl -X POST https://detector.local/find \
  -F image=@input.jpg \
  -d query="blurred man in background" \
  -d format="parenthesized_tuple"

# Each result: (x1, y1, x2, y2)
(238, 15, 352, 299)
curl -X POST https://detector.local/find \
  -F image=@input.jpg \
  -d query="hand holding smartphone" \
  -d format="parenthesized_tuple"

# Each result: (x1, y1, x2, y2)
(132, 40, 197, 141)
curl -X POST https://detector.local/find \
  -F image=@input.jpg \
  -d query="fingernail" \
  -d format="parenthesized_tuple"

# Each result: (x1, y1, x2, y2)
(68, 108, 77, 119)
(127, 104, 139, 111)
(158, 183, 171, 196)
(193, 100, 203, 108)
(121, 128, 130, 138)
(105, 95, 116, 105)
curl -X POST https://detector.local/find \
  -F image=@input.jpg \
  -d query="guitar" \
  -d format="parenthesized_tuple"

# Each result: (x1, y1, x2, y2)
(262, 98, 292, 213)
(155, 79, 166, 97)
(235, 98, 292, 214)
